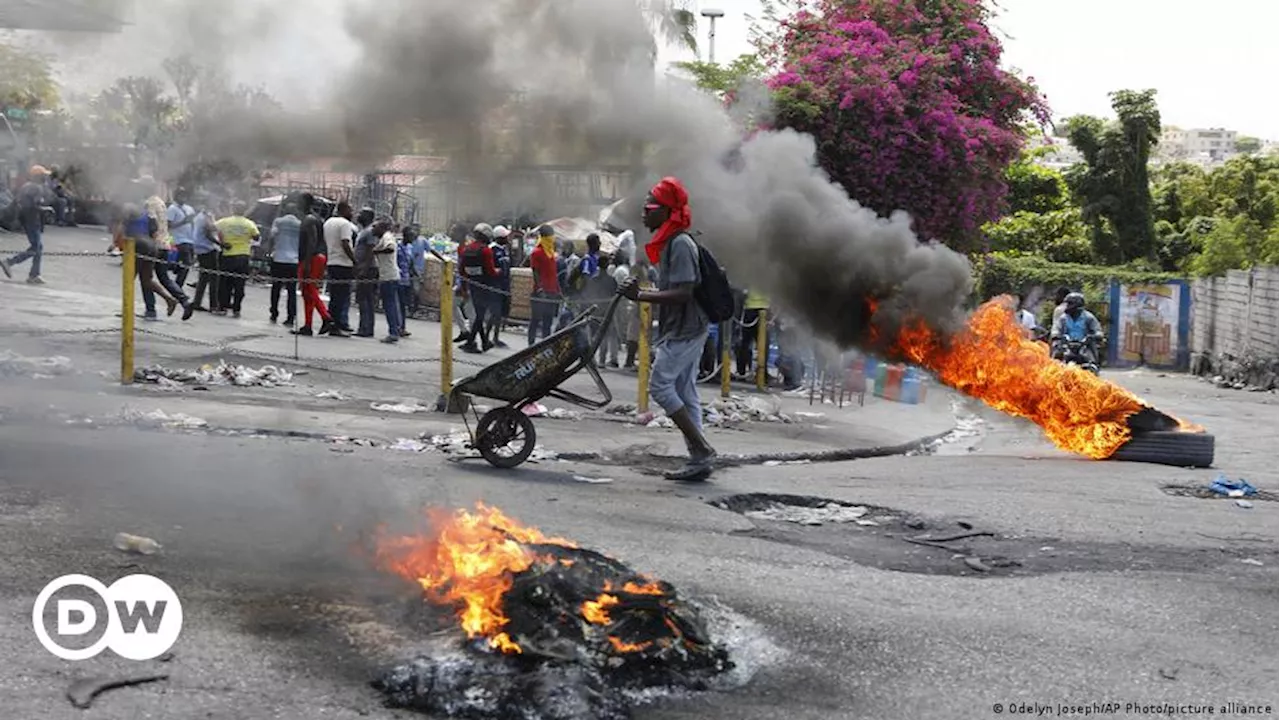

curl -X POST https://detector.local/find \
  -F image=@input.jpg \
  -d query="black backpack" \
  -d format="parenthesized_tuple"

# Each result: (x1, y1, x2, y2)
(691, 240, 735, 324)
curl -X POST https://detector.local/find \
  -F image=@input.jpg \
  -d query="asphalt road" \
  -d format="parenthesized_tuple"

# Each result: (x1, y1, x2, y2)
(0, 229, 1277, 720)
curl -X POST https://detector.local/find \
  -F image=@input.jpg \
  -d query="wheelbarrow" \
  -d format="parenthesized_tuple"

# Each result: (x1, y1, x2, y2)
(450, 293, 625, 468)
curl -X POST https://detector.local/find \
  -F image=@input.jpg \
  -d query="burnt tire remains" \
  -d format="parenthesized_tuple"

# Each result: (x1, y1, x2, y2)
(1110, 430, 1215, 468)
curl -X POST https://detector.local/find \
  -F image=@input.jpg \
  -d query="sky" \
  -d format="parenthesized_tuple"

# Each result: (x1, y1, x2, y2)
(659, 0, 1280, 141)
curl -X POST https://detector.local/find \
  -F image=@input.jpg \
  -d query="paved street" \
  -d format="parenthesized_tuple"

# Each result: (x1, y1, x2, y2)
(0, 228, 1276, 720)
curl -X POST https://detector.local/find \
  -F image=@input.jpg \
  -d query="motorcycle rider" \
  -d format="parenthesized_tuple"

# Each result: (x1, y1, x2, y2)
(1051, 292, 1103, 365)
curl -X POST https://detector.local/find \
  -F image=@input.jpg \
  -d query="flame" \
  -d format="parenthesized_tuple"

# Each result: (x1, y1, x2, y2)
(581, 594, 620, 624)
(883, 298, 1174, 459)
(374, 502, 576, 654)
(608, 637, 653, 653)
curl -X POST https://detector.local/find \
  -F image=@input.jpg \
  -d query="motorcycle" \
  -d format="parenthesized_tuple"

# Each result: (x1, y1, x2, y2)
(1053, 338, 1100, 375)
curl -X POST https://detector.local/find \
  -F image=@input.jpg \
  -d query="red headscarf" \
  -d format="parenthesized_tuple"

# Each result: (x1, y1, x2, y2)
(644, 176, 692, 265)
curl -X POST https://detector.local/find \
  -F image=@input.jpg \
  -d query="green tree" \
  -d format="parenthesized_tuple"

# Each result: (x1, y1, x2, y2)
(0, 42, 59, 112)
(1235, 135, 1262, 154)
(672, 54, 766, 101)
(1064, 89, 1162, 264)
(1003, 146, 1071, 214)
(983, 208, 1094, 264)
(1188, 214, 1274, 276)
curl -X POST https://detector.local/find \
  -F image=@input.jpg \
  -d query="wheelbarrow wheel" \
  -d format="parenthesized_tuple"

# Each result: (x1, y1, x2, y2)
(475, 407, 537, 469)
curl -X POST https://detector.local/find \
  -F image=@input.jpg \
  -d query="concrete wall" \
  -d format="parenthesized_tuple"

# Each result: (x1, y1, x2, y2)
(1189, 266, 1279, 387)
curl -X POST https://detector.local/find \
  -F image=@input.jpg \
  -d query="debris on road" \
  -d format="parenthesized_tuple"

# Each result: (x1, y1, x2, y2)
(571, 475, 614, 484)
(66, 674, 169, 709)
(113, 532, 162, 555)
(315, 390, 349, 400)
(116, 408, 209, 429)
(1208, 474, 1258, 498)
(1235, 500, 1254, 509)
(744, 500, 869, 526)
(371, 401, 432, 414)
(0, 351, 73, 379)
(388, 438, 429, 452)
(1240, 558, 1265, 566)
(522, 402, 582, 421)
(134, 361, 294, 388)
(372, 504, 730, 720)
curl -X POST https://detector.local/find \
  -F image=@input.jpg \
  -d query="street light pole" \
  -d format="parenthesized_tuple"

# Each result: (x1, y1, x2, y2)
(700, 8, 724, 64)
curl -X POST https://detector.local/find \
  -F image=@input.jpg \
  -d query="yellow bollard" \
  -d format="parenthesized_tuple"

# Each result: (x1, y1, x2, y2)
(755, 309, 769, 391)
(637, 302, 652, 414)
(120, 238, 136, 385)
(719, 321, 731, 399)
(440, 259, 454, 400)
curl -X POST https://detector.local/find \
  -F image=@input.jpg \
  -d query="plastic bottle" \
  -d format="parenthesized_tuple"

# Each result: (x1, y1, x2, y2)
(113, 533, 162, 555)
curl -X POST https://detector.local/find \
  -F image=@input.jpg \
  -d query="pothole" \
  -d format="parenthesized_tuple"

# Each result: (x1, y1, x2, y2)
(1161, 485, 1279, 502)
(709, 493, 904, 528)
(707, 493, 1275, 577)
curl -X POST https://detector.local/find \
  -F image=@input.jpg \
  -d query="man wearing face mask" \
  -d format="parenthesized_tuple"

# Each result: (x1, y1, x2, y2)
(620, 177, 717, 482)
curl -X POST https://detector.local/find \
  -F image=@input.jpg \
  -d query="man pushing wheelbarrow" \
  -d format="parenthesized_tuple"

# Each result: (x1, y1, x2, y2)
(450, 177, 734, 482)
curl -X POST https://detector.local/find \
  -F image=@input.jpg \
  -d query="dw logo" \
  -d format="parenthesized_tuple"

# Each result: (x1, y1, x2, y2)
(31, 574, 183, 661)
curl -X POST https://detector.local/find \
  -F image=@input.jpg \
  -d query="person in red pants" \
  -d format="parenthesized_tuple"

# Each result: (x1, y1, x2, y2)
(293, 193, 348, 337)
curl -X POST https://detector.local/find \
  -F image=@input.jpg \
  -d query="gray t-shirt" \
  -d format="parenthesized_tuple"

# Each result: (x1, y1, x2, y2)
(656, 233, 707, 344)
(354, 227, 378, 278)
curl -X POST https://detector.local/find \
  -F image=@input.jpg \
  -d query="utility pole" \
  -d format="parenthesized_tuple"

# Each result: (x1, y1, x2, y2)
(700, 8, 724, 64)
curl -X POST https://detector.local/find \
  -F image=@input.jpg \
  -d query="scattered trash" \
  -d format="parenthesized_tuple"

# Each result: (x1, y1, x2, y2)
(521, 403, 582, 421)
(1235, 500, 1254, 509)
(328, 435, 383, 448)
(572, 475, 614, 484)
(113, 533, 162, 556)
(744, 501, 869, 526)
(793, 411, 826, 421)
(529, 447, 560, 462)
(134, 361, 293, 388)
(762, 459, 813, 467)
(371, 401, 432, 414)
(1208, 474, 1258, 498)
(116, 408, 209, 430)
(67, 674, 169, 709)
(1240, 558, 1265, 566)
(427, 430, 475, 456)
(1158, 667, 1179, 681)
(706, 394, 794, 425)
(962, 556, 992, 573)
(0, 351, 73, 379)
(388, 438, 429, 453)
(315, 390, 349, 400)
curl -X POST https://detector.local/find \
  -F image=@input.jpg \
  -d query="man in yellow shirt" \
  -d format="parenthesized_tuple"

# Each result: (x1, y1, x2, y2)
(214, 200, 260, 318)
(736, 289, 769, 379)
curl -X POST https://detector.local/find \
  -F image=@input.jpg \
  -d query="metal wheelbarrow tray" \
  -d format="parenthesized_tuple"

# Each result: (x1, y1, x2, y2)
(450, 294, 624, 468)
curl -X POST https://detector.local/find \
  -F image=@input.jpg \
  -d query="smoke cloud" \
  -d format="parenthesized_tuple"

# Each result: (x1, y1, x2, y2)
(42, 0, 974, 344)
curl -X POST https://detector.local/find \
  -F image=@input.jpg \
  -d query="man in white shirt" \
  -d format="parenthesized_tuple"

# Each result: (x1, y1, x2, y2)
(166, 189, 197, 289)
(322, 201, 357, 333)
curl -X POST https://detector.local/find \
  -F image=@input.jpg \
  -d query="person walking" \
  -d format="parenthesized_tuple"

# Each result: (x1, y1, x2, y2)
(620, 177, 717, 482)
(736, 289, 769, 379)
(294, 193, 343, 337)
(396, 228, 414, 337)
(1, 165, 54, 284)
(488, 225, 513, 348)
(166, 189, 197, 290)
(268, 200, 302, 326)
(115, 203, 189, 320)
(213, 200, 259, 318)
(527, 224, 560, 346)
(191, 203, 223, 314)
(458, 223, 499, 354)
(323, 202, 358, 332)
(611, 249, 639, 369)
(447, 222, 473, 343)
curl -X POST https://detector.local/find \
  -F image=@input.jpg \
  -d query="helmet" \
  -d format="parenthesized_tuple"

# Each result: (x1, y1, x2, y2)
(1065, 292, 1085, 310)
(492, 225, 510, 239)
(472, 222, 494, 241)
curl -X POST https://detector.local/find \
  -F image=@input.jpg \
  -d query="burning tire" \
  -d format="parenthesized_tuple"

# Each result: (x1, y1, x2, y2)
(475, 407, 536, 469)
(1110, 430, 1215, 468)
